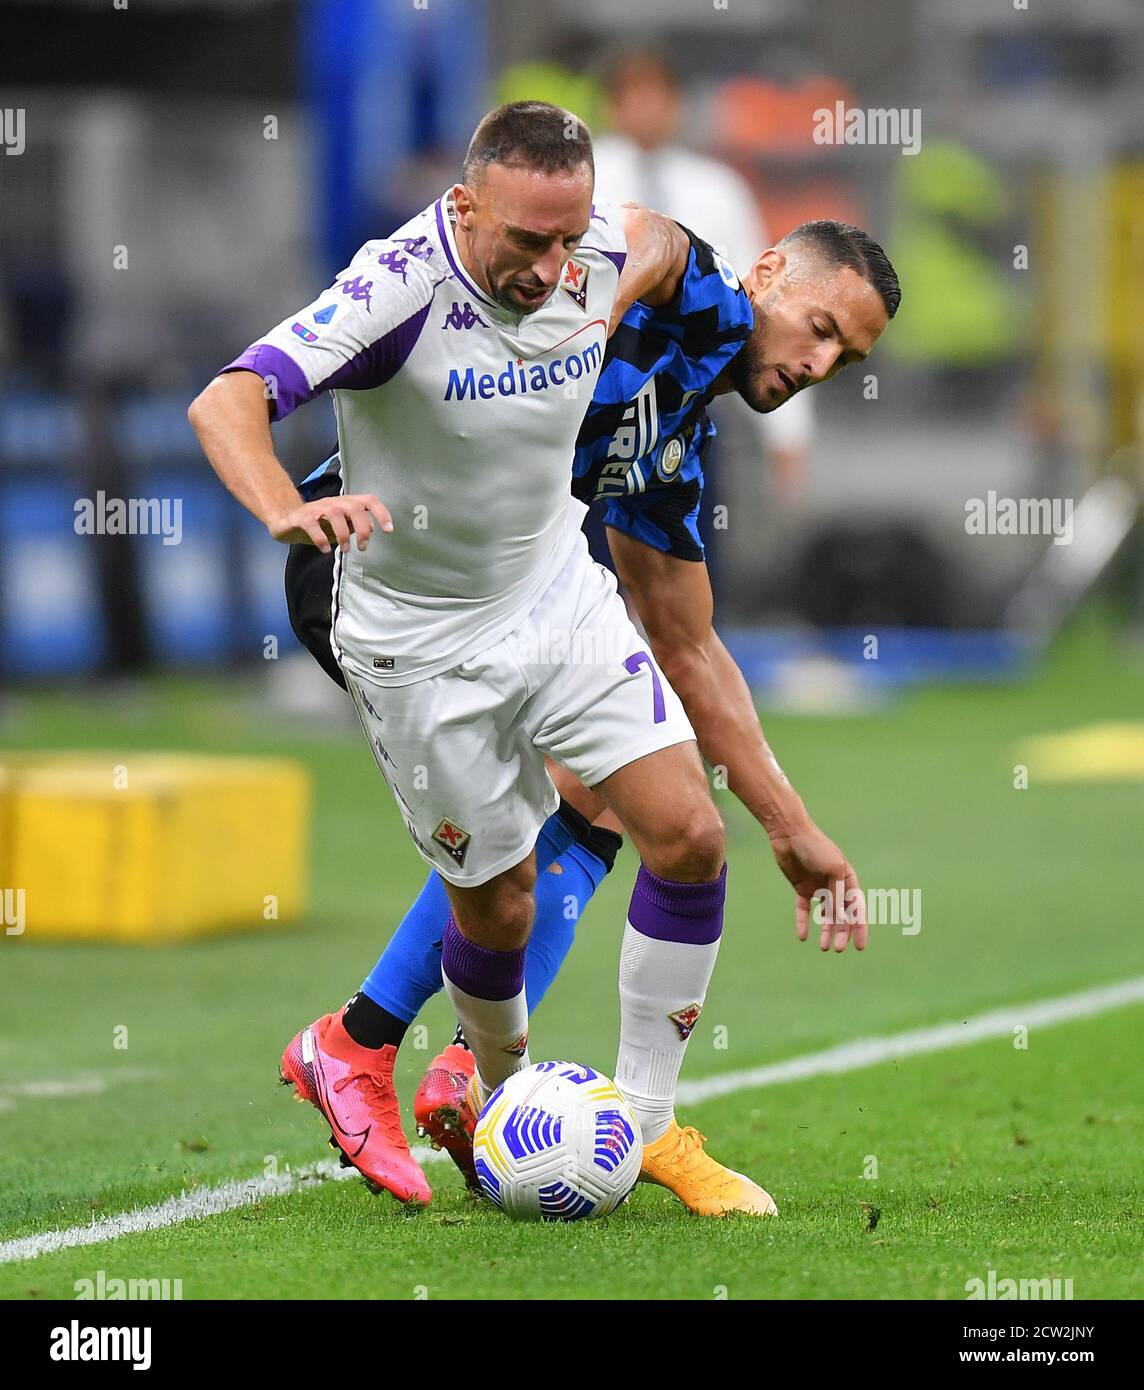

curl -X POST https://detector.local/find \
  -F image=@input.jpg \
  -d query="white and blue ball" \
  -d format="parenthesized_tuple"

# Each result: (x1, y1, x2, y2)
(472, 1061, 643, 1221)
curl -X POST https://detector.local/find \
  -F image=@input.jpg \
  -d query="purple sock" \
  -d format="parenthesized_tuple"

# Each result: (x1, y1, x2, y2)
(627, 863, 726, 945)
(440, 917, 526, 999)
(440, 917, 530, 1092)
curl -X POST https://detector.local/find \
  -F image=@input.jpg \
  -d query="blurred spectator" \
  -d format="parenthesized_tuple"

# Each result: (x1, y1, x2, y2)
(595, 49, 761, 275)
(887, 139, 1028, 410)
(709, 73, 867, 241)
(494, 60, 605, 133)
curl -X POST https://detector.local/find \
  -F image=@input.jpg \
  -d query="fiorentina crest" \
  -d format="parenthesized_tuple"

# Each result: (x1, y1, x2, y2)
(502, 1031, 529, 1057)
(432, 817, 471, 867)
(561, 258, 590, 310)
(667, 1002, 703, 1041)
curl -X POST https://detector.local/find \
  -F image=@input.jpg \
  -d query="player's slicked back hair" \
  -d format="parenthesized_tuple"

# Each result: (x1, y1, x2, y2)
(779, 220, 902, 319)
(462, 101, 593, 186)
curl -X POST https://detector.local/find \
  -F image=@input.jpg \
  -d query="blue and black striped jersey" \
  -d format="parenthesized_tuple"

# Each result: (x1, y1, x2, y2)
(570, 227, 753, 560)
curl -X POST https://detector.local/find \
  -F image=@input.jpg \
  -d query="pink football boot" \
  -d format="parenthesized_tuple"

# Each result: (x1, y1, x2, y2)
(280, 1011, 431, 1205)
(413, 1043, 480, 1191)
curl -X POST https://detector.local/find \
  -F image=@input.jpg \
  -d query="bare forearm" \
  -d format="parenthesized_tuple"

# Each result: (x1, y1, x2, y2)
(612, 204, 690, 332)
(657, 633, 809, 837)
(187, 371, 301, 531)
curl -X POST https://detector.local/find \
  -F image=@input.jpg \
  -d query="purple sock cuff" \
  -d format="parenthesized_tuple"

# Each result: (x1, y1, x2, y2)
(441, 917, 526, 1001)
(628, 863, 726, 945)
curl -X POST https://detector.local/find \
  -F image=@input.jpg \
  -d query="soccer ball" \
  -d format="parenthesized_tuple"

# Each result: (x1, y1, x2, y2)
(472, 1061, 643, 1221)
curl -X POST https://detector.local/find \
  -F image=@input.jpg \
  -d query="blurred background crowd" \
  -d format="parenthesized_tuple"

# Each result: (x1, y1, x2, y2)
(1, 0, 1142, 695)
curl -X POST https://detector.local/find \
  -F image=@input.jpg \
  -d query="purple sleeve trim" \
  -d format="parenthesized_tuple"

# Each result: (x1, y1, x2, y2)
(322, 300, 431, 395)
(586, 248, 626, 276)
(219, 300, 431, 421)
(435, 198, 463, 278)
(219, 344, 312, 421)
(442, 917, 526, 1001)
(627, 863, 726, 945)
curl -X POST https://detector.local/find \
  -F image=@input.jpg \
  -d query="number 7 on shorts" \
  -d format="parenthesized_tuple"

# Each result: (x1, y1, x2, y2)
(624, 649, 666, 724)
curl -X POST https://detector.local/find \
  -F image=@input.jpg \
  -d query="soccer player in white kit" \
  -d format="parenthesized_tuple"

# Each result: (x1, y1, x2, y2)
(190, 103, 833, 1216)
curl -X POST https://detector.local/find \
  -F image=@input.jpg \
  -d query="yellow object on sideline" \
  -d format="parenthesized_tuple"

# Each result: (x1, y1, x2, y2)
(1016, 722, 1144, 783)
(0, 754, 310, 942)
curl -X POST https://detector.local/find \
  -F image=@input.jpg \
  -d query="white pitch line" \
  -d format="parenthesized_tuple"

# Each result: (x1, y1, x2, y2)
(0, 1069, 157, 1114)
(0, 1147, 453, 1266)
(2, 1080, 111, 1100)
(676, 974, 1144, 1104)
(4, 976, 1142, 1265)
(0, 1069, 156, 1104)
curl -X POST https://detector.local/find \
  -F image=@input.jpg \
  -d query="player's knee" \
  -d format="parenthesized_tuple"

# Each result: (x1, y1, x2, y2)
(648, 804, 725, 883)
(483, 872, 536, 950)
(457, 867, 535, 951)
(496, 880, 536, 943)
(676, 807, 726, 881)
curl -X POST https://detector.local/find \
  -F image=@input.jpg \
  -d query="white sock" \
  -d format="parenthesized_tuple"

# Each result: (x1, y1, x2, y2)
(615, 866, 725, 1145)
(441, 975, 530, 1095)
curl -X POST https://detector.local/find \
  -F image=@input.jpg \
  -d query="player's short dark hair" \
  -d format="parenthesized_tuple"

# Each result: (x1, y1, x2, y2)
(463, 101, 593, 186)
(780, 220, 902, 318)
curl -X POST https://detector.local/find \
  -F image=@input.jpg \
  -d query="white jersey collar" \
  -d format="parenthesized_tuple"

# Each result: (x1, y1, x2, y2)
(434, 193, 522, 327)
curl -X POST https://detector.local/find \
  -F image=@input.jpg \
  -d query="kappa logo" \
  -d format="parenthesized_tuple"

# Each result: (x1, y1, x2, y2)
(502, 1031, 529, 1058)
(392, 781, 414, 819)
(396, 235, 434, 263)
(561, 258, 590, 310)
(442, 300, 488, 331)
(375, 250, 409, 283)
(667, 1002, 703, 1041)
(408, 824, 434, 859)
(340, 273, 375, 307)
(432, 817, 471, 867)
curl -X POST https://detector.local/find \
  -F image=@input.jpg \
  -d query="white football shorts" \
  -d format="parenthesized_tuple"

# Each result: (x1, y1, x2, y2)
(342, 532, 694, 886)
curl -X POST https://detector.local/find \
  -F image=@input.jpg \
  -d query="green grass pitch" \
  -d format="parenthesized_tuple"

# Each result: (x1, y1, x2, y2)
(1, 610, 1141, 1299)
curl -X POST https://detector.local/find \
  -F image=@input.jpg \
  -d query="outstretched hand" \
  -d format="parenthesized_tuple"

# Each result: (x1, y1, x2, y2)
(769, 821, 867, 953)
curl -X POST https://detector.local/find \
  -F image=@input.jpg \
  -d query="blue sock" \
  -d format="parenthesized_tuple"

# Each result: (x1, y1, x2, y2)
(360, 809, 580, 1022)
(524, 842, 609, 1012)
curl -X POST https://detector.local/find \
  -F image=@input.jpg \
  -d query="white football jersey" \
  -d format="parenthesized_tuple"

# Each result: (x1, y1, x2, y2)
(222, 193, 627, 684)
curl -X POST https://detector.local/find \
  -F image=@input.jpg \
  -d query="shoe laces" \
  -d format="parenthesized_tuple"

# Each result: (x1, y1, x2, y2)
(663, 1125, 708, 1166)
(334, 1068, 410, 1150)
(466, 1077, 485, 1116)
(668, 1126, 741, 1187)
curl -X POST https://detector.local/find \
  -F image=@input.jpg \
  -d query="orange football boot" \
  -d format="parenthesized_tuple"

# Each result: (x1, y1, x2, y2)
(639, 1121, 777, 1217)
